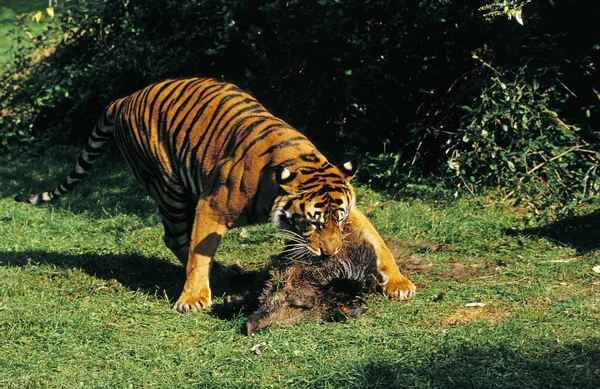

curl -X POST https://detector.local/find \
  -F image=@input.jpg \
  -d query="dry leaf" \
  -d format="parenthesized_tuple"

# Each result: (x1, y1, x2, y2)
(515, 9, 524, 25)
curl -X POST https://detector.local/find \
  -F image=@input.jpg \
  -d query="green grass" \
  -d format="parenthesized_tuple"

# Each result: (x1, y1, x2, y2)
(0, 0, 50, 65)
(1, 145, 599, 388)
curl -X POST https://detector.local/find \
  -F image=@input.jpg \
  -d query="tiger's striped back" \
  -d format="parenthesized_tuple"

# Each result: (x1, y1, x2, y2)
(111, 78, 320, 201)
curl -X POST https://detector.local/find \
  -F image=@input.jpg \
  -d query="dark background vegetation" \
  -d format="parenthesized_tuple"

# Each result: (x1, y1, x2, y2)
(1, 0, 598, 213)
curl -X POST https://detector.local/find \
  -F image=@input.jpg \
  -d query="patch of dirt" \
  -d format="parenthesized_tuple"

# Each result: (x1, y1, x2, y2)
(435, 258, 486, 281)
(397, 255, 434, 274)
(386, 239, 450, 276)
(441, 305, 510, 327)
(387, 238, 491, 283)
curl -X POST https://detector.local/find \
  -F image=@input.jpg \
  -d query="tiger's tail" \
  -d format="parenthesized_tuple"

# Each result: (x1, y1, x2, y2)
(14, 99, 123, 205)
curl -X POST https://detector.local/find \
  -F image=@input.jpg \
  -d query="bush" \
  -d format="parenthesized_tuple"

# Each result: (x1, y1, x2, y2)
(443, 73, 598, 208)
(393, 0, 600, 212)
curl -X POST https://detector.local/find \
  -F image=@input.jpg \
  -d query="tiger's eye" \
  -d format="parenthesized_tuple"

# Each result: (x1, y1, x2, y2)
(293, 216, 311, 230)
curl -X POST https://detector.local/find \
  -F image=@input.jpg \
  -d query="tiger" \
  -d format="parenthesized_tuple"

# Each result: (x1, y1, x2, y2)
(15, 78, 416, 312)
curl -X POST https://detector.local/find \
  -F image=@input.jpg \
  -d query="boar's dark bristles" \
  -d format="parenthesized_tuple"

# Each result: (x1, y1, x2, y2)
(214, 236, 381, 335)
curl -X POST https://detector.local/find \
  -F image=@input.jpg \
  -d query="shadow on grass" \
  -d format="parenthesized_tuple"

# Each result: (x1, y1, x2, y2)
(0, 250, 184, 300)
(507, 210, 600, 254)
(332, 343, 600, 389)
(0, 145, 157, 220)
(0, 249, 255, 312)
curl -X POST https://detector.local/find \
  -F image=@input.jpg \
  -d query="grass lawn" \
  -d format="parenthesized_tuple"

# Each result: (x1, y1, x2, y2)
(0, 145, 599, 388)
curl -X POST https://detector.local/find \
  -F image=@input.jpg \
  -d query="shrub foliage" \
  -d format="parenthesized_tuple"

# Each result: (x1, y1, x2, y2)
(1, 0, 598, 212)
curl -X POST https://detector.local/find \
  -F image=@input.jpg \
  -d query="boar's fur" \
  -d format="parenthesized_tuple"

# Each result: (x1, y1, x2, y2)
(214, 233, 382, 335)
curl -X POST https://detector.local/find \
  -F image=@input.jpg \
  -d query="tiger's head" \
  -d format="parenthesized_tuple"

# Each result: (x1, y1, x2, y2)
(271, 160, 357, 261)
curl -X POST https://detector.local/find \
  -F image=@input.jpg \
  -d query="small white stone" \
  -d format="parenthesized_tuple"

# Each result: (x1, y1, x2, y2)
(465, 302, 486, 307)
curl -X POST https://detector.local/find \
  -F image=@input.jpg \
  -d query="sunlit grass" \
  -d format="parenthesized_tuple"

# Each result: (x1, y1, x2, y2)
(0, 145, 599, 388)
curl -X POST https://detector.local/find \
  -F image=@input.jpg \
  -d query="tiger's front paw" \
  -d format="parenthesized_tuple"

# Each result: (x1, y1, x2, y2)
(381, 273, 416, 300)
(173, 290, 212, 313)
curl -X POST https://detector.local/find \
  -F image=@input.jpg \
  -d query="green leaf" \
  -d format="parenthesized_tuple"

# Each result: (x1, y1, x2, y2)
(506, 160, 516, 172)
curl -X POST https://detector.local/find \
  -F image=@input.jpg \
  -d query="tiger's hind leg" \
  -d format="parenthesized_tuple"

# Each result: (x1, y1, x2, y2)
(160, 207, 193, 265)
(145, 179, 194, 265)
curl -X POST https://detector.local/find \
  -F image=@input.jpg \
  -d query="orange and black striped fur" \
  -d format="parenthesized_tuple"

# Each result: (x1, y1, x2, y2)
(15, 78, 415, 312)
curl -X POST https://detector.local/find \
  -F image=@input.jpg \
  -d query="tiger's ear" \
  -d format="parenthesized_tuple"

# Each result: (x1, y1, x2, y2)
(338, 161, 357, 180)
(276, 166, 298, 190)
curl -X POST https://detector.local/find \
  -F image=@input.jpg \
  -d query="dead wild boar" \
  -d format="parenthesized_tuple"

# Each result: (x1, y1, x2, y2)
(215, 236, 382, 335)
